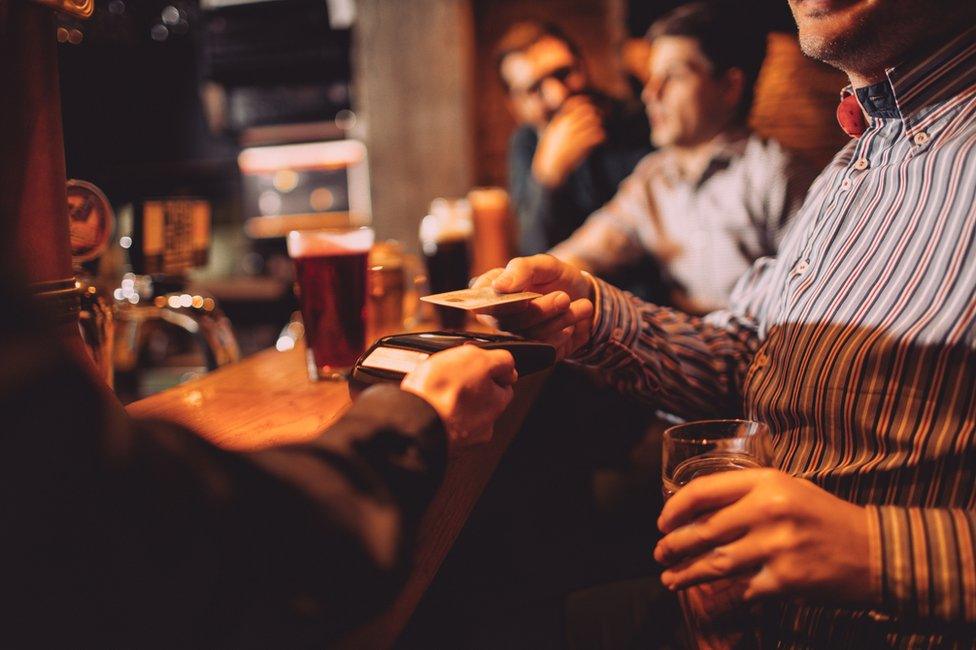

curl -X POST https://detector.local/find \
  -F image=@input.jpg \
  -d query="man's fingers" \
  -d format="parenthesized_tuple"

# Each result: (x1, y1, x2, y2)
(521, 310, 579, 342)
(742, 565, 781, 602)
(566, 109, 602, 128)
(492, 255, 564, 293)
(557, 95, 599, 117)
(569, 309, 594, 350)
(471, 268, 504, 290)
(475, 312, 500, 330)
(654, 496, 757, 566)
(569, 132, 605, 155)
(560, 94, 595, 112)
(576, 126, 606, 147)
(482, 349, 517, 385)
(564, 119, 603, 145)
(564, 110, 601, 130)
(494, 291, 571, 332)
(451, 345, 516, 385)
(660, 536, 767, 591)
(493, 382, 515, 408)
(562, 97, 601, 121)
(568, 297, 593, 323)
(522, 297, 592, 340)
(658, 469, 769, 533)
(485, 382, 515, 417)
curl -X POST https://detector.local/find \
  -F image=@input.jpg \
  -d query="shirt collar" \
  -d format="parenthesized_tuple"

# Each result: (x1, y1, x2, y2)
(660, 128, 750, 186)
(842, 25, 976, 121)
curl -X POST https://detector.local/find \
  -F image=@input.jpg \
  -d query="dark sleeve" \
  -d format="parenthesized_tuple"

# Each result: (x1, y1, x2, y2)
(508, 126, 555, 255)
(1, 330, 447, 646)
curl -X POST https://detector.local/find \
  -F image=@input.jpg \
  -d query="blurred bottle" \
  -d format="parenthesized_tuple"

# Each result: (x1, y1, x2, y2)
(368, 240, 406, 338)
(468, 187, 515, 276)
(419, 198, 472, 330)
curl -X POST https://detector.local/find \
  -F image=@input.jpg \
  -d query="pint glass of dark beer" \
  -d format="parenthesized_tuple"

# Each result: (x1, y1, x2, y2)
(420, 199, 472, 330)
(287, 227, 375, 380)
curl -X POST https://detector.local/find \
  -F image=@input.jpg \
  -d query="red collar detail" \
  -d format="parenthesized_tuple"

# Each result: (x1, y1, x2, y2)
(836, 93, 867, 138)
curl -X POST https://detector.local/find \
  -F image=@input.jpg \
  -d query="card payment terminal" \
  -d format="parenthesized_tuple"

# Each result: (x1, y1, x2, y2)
(350, 331, 556, 392)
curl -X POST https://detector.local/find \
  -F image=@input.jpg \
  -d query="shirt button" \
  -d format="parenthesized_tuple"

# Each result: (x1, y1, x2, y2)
(754, 351, 769, 369)
(853, 157, 869, 171)
(793, 259, 810, 275)
(611, 327, 624, 340)
(913, 131, 930, 146)
(840, 178, 852, 191)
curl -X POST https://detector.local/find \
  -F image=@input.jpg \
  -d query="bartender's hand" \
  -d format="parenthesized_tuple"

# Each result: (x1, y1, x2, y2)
(653, 469, 875, 608)
(401, 345, 517, 449)
(471, 255, 594, 360)
(532, 96, 606, 188)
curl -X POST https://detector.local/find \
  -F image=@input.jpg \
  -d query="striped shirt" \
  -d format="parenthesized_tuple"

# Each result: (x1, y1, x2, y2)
(572, 26, 976, 648)
(550, 131, 814, 314)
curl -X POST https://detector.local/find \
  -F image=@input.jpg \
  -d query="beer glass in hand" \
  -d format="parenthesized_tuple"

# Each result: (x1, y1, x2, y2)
(662, 420, 772, 650)
(287, 227, 375, 380)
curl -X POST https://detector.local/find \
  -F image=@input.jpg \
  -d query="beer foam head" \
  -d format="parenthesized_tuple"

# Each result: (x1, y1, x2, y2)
(467, 187, 508, 211)
(419, 204, 473, 246)
(287, 227, 375, 258)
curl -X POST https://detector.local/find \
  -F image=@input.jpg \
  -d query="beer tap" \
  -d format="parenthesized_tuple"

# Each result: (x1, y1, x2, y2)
(67, 179, 116, 387)
(112, 198, 240, 397)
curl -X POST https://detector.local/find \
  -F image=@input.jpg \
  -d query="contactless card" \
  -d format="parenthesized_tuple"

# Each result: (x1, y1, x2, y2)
(420, 287, 541, 311)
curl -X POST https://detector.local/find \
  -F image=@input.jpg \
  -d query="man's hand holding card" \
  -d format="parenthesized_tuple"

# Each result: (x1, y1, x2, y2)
(469, 255, 596, 360)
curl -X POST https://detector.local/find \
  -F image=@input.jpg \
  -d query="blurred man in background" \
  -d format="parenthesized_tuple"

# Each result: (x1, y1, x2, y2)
(496, 22, 651, 258)
(551, 1, 816, 314)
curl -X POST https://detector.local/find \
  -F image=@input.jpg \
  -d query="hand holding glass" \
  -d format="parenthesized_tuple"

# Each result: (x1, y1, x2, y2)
(662, 419, 772, 650)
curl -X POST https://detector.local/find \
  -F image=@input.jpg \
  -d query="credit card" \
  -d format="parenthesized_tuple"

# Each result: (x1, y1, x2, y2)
(420, 287, 541, 311)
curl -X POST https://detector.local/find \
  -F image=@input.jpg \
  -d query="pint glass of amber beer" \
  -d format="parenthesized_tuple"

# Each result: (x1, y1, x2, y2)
(287, 227, 374, 380)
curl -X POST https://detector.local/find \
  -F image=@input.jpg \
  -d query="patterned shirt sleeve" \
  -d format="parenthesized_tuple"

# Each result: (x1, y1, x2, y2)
(867, 506, 976, 623)
(567, 271, 766, 419)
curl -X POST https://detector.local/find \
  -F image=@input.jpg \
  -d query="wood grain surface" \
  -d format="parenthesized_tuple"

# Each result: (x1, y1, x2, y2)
(127, 343, 548, 649)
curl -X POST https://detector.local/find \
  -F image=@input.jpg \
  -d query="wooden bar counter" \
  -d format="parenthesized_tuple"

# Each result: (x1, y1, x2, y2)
(127, 343, 549, 649)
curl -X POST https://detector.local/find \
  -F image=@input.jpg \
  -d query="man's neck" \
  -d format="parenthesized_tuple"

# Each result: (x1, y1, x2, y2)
(671, 126, 743, 180)
(846, 69, 886, 89)
(843, 20, 973, 89)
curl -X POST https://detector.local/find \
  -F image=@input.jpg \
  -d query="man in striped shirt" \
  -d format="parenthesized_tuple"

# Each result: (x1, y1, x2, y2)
(475, 1, 976, 645)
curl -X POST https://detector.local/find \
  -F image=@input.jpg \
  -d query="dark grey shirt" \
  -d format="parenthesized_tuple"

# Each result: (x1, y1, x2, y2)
(508, 97, 651, 256)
